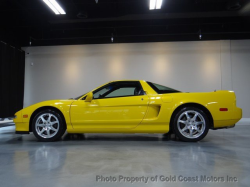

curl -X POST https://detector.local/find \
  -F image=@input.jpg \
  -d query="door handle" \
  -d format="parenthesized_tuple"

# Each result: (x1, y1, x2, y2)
(141, 98, 144, 101)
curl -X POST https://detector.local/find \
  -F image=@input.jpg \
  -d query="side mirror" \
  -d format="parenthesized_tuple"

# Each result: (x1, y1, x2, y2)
(85, 92, 93, 102)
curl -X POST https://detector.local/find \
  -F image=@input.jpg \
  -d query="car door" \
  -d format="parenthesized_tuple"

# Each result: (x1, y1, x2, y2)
(70, 81, 149, 130)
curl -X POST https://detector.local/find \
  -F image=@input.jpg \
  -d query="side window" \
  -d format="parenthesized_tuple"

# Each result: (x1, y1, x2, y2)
(93, 81, 145, 99)
(105, 87, 135, 98)
(93, 85, 111, 99)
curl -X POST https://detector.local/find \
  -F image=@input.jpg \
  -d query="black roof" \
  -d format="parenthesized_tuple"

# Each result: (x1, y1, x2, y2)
(1, 0, 250, 48)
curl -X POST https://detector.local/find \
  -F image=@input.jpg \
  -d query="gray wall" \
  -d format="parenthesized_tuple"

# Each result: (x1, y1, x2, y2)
(22, 40, 250, 118)
(231, 40, 250, 118)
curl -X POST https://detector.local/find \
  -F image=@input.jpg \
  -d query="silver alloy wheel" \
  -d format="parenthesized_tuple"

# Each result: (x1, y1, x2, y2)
(177, 110, 206, 139)
(35, 113, 60, 139)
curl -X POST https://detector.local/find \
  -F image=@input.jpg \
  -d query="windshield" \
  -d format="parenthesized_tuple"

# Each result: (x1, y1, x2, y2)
(74, 93, 87, 100)
(147, 82, 180, 94)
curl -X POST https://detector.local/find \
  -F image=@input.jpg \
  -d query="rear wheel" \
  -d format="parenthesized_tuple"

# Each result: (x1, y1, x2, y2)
(32, 109, 66, 142)
(173, 107, 209, 142)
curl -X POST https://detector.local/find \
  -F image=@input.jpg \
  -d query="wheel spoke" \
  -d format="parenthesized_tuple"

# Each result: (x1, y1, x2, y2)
(192, 113, 198, 121)
(184, 112, 191, 120)
(40, 116, 46, 123)
(189, 129, 193, 137)
(196, 128, 202, 133)
(181, 126, 188, 132)
(39, 129, 45, 134)
(36, 124, 44, 127)
(178, 120, 186, 124)
(51, 121, 58, 125)
(51, 126, 57, 131)
(195, 121, 204, 126)
(47, 129, 50, 136)
(47, 114, 52, 122)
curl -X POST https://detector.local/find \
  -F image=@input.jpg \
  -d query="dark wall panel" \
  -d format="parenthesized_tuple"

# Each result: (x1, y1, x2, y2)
(0, 42, 25, 118)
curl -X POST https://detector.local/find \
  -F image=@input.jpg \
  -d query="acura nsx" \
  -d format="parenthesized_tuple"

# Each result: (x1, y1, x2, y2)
(14, 80, 242, 142)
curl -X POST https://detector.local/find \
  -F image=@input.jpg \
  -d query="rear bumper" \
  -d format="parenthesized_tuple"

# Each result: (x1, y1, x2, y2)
(213, 107, 242, 129)
(232, 107, 242, 121)
(212, 124, 235, 130)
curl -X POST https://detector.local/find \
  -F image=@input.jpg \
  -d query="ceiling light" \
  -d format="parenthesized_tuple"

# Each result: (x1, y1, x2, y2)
(150, 0, 156, 10)
(111, 33, 114, 43)
(156, 0, 162, 9)
(43, 0, 59, 14)
(150, 0, 162, 10)
(49, 0, 66, 14)
(199, 30, 202, 40)
(43, 0, 66, 15)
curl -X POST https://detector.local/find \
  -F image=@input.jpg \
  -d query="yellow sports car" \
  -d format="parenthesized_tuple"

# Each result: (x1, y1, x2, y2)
(14, 80, 242, 142)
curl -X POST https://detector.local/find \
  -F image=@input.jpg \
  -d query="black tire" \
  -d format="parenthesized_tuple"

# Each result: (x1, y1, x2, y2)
(172, 107, 209, 142)
(32, 109, 66, 142)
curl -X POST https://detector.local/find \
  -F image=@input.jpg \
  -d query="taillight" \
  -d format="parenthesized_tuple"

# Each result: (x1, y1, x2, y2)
(220, 108, 228, 111)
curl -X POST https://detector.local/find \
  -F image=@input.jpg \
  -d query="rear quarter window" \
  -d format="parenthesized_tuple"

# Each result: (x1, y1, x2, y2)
(147, 82, 180, 94)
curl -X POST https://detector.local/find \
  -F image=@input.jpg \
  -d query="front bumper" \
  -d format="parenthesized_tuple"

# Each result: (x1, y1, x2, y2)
(14, 122, 30, 133)
(14, 110, 30, 134)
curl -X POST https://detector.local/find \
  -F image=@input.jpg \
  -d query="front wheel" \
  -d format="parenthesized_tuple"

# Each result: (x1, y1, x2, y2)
(172, 107, 209, 142)
(32, 109, 66, 142)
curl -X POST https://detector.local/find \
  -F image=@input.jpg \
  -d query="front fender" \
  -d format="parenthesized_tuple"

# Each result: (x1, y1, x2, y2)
(14, 100, 74, 132)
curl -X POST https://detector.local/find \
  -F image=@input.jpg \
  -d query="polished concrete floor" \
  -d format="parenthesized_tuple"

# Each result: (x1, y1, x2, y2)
(0, 121, 250, 187)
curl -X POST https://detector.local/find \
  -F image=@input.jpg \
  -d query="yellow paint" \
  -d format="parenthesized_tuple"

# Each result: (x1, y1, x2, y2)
(14, 80, 242, 134)
(13, 151, 31, 176)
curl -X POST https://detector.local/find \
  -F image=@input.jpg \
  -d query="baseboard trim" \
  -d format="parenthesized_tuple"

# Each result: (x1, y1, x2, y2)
(238, 118, 250, 125)
(0, 120, 13, 124)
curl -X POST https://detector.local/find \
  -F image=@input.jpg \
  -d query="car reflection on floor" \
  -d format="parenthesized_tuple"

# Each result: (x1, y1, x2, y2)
(0, 123, 249, 187)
